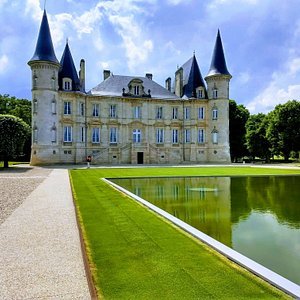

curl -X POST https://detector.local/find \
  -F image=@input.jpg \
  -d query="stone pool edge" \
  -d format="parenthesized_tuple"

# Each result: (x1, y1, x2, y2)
(103, 178, 300, 299)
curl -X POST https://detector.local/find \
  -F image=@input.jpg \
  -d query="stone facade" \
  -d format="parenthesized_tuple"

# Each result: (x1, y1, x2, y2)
(28, 11, 231, 165)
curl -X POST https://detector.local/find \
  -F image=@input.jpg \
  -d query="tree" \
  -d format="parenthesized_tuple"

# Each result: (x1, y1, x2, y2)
(245, 113, 271, 161)
(0, 115, 30, 168)
(0, 94, 31, 160)
(0, 94, 31, 125)
(229, 100, 250, 162)
(267, 100, 300, 161)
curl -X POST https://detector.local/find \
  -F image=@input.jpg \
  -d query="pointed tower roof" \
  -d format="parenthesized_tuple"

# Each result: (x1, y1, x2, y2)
(29, 10, 58, 64)
(181, 55, 207, 98)
(207, 30, 231, 77)
(58, 41, 80, 91)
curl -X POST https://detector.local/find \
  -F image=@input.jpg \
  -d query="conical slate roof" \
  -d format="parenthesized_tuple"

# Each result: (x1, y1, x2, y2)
(29, 10, 58, 64)
(181, 55, 207, 98)
(58, 42, 80, 91)
(207, 30, 231, 77)
(182, 55, 206, 98)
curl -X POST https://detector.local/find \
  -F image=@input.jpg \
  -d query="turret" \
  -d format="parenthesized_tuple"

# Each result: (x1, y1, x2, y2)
(175, 55, 207, 99)
(58, 41, 81, 91)
(205, 30, 231, 163)
(28, 10, 60, 165)
(205, 29, 232, 100)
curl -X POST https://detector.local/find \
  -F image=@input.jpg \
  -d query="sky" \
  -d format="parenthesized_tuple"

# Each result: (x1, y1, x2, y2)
(1, 0, 300, 114)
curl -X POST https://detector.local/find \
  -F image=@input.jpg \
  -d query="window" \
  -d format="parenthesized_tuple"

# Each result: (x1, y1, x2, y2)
(212, 131, 218, 144)
(51, 98, 56, 114)
(134, 85, 140, 95)
(198, 128, 205, 143)
(212, 107, 218, 120)
(198, 89, 203, 99)
(133, 106, 141, 119)
(133, 129, 141, 143)
(184, 107, 191, 120)
(172, 107, 178, 120)
(110, 105, 117, 118)
(79, 102, 84, 116)
(156, 128, 164, 144)
(156, 106, 163, 119)
(110, 127, 117, 143)
(33, 99, 38, 114)
(184, 129, 191, 143)
(172, 129, 179, 144)
(80, 126, 85, 143)
(51, 123, 56, 143)
(213, 88, 218, 99)
(92, 127, 100, 143)
(63, 78, 72, 91)
(92, 104, 99, 117)
(64, 102, 71, 115)
(198, 107, 205, 120)
(63, 126, 72, 142)
(33, 125, 38, 143)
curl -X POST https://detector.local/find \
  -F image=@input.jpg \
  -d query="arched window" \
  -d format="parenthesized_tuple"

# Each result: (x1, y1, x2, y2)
(213, 88, 218, 99)
(212, 128, 218, 144)
(51, 98, 56, 114)
(51, 123, 56, 143)
(212, 106, 218, 120)
(33, 124, 38, 143)
(33, 98, 38, 114)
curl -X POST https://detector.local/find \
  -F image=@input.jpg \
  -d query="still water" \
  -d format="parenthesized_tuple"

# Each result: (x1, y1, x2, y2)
(111, 176, 300, 285)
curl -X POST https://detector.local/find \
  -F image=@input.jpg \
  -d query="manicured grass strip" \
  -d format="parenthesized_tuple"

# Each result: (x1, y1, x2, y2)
(81, 166, 300, 178)
(70, 167, 293, 299)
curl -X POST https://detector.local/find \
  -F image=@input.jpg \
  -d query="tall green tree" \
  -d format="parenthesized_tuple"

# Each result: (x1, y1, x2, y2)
(0, 94, 31, 125)
(245, 113, 271, 161)
(267, 100, 300, 161)
(0, 94, 31, 161)
(229, 100, 250, 162)
(0, 115, 30, 168)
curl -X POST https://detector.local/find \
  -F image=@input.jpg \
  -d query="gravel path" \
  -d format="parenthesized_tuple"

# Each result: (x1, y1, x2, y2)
(0, 167, 51, 225)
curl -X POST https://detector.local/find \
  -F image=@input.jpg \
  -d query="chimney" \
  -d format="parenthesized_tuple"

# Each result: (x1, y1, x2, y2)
(79, 59, 85, 92)
(103, 70, 111, 80)
(175, 68, 183, 97)
(165, 77, 171, 91)
(145, 73, 153, 80)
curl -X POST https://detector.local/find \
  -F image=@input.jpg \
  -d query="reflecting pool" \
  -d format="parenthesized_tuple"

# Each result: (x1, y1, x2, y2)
(111, 176, 300, 285)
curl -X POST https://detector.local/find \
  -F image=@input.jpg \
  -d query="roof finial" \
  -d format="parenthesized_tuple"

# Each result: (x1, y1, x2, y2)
(44, 0, 47, 10)
(193, 50, 195, 56)
(66, 37, 69, 45)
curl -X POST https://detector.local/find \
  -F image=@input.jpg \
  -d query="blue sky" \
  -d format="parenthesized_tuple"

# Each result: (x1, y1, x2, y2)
(1, 0, 300, 114)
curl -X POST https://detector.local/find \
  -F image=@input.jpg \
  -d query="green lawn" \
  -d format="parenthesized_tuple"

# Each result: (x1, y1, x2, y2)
(70, 166, 298, 299)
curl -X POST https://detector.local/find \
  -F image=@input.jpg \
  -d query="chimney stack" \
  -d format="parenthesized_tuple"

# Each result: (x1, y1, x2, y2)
(79, 59, 85, 92)
(165, 77, 171, 91)
(145, 73, 153, 80)
(103, 69, 111, 80)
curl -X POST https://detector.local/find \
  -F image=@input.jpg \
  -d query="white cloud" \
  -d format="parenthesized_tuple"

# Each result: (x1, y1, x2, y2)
(238, 72, 250, 84)
(167, 0, 191, 5)
(247, 56, 300, 114)
(25, 0, 42, 21)
(0, 54, 9, 74)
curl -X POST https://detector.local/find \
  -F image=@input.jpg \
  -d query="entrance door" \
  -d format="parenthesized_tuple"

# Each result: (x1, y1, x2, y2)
(137, 152, 144, 164)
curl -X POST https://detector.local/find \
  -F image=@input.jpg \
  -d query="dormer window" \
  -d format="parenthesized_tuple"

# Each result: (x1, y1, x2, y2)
(197, 88, 204, 99)
(128, 78, 143, 97)
(134, 85, 140, 95)
(63, 78, 72, 91)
